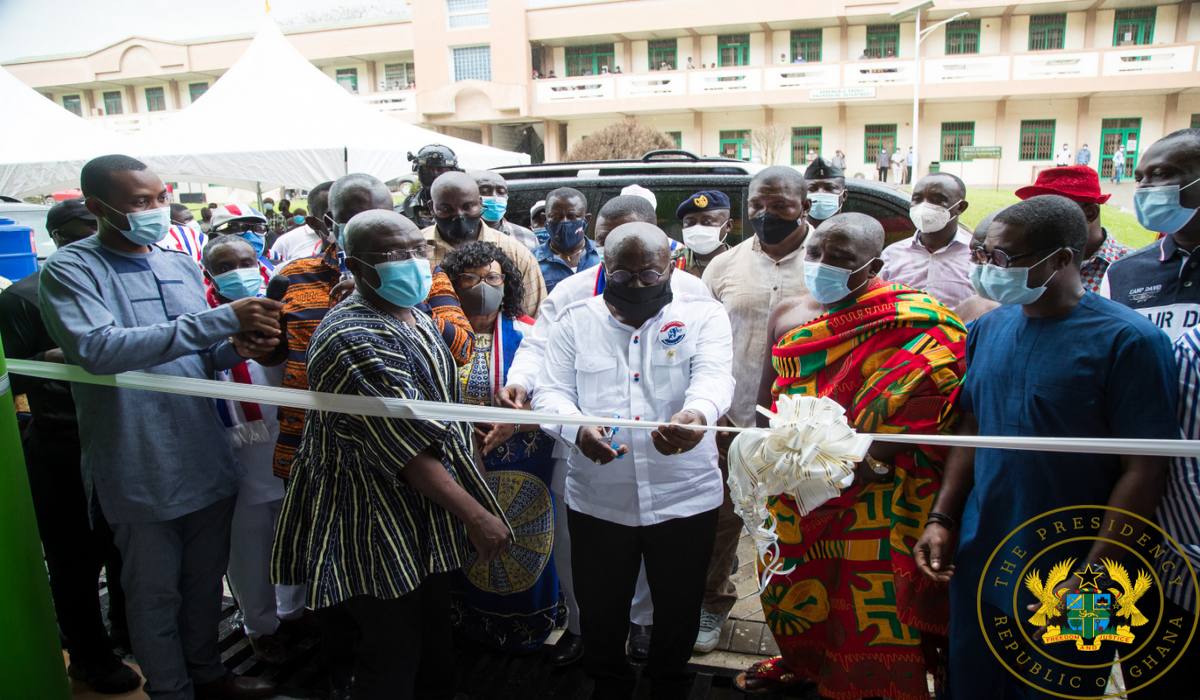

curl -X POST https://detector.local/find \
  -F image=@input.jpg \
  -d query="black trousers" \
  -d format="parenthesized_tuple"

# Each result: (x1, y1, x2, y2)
(343, 573, 456, 700)
(23, 428, 126, 666)
(878, 166, 889, 182)
(568, 508, 718, 700)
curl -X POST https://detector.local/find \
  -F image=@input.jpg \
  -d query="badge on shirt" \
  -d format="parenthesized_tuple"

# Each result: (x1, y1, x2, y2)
(659, 321, 686, 346)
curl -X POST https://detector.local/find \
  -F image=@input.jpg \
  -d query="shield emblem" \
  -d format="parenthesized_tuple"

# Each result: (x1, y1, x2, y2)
(1066, 592, 1112, 640)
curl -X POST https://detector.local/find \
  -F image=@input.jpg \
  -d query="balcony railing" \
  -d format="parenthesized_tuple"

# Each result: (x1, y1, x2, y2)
(358, 89, 418, 116)
(924, 55, 1010, 84)
(843, 60, 915, 86)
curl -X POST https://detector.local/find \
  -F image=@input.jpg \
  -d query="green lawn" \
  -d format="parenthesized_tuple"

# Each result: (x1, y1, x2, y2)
(958, 189, 1156, 250)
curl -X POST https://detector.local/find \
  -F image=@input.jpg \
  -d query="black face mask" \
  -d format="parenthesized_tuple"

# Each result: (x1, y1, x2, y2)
(750, 213, 803, 245)
(435, 214, 482, 243)
(603, 281, 673, 327)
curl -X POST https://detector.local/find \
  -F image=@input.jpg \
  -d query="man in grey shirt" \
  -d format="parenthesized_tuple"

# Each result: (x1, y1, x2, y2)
(39, 155, 282, 700)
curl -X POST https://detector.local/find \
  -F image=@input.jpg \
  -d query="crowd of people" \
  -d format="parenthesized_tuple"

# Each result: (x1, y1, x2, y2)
(2, 127, 1199, 700)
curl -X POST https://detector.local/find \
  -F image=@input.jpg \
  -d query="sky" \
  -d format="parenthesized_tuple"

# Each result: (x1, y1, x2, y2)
(0, 0, 410, 62)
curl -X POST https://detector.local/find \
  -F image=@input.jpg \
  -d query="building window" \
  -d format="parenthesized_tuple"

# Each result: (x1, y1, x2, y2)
(452, 45, 492, 81)
(1028, 14, 1066, 51)
(1018, 119, 1056, 161)
(1113, 7, 1156, 46)
(145, 86, 167, 112)
(446, 0, 488, 28)
(941, 121, 975, 162)
(865, 24, 900, 59)
(384, 62, 415, 90)
(335, 68, 359, 93)
(188, 82, 208, 102)
(791, 127, 822, 165)
(1192, 114, 1200, 129)
(718, 130, 752, 161)
(864, 124, 897, 163)
(62, 94, 82, 116)
(648, 39, 677, 70)
(666, 131, 682, 148)
(790, 29, 822, 63)
(102, 90, 123, 115)
(1100, 117, 1142, 178)
(565, 44, 615, 76)
(945, 19, 981, 55)
(718, 34, 751, 67)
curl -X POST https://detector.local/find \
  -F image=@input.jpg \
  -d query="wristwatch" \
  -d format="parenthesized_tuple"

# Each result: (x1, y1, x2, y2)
(864, 454, 891, 476)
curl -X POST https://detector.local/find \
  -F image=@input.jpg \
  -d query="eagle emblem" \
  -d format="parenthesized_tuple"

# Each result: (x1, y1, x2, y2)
(1023, 559, 1150, 652)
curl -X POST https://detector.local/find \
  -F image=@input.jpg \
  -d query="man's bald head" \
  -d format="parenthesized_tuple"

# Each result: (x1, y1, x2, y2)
(330, 173, 393, 224)
(807, 213, 885, 269)
(431, 171, 481, 204)
(343, 209, 420, 259)
(750, 166, 807, 198)
(604, 222, 672, 277)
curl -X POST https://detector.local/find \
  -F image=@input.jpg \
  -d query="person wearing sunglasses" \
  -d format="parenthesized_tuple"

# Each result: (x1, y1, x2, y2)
(273, 209, 511, 700)
(533, 222, 733, 700)
(914, 195, 1179, 700)
(269, 181, 333, 264)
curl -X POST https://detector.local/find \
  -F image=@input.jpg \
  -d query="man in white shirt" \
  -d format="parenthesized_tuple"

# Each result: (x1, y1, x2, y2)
(268, 181, 332, 263)
(1056, 143, 1072, 166)
(533, 222, 733, 699)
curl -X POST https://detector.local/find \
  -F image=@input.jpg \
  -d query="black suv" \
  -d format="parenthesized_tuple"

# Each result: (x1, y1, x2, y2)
(493, 150, 918, 246)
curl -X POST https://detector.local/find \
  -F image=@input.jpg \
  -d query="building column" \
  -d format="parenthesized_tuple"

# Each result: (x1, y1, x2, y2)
(762, 26, 773, 66)
(692, 111, 704, 156)
(1165, 93, 1181, 134)
(83, 90, 96, 118)
(1178, 2, 1192, 43)
(1084, 8, 1097, 49)
(999, 12, 1012, 52)
(543, 119, 561, 163)
(1076, 96, 1093, 157)
(168, 79, 181, 111)
(837, 104, 848, 163)
(691, 34, 702, 67)
(365, 61, 378, 94)
(839, 19, 849, 62)
(621, 40, 632, 73)
(126, 85, 138, 114)
(480, 123, 493, 147)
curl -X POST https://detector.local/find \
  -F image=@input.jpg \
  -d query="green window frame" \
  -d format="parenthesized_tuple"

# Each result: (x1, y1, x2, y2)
(665, 131, 682, 148)
(335, 68, 359, 93)
(718, 129, 752, 161)
(1018, 119, 1056, 161)
(940, 121, 975, 162)
(566, 43, 615, 76)
(866, 24, 900, 59)
(1113, 7, 1156, 47)
(864, 124, 897, 163)
(1028, 14, 1066, 51)
(718, 34, 750, 67)
(945, 19, 981, 55)
(102, 90, 123, 116)
(789, 29, 822, 63)
(791, 127, 822, 165)
(188, 82, 208, 102)
(144, 86, 167, 112)
(648, 39, 678, 70)
(1192, 114, 1200, 129)
(62, 94, 82, 116)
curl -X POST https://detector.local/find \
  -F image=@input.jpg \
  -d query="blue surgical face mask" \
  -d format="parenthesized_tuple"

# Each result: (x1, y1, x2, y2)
(293, 215, 306, 226)
(808, 192, 842, 221)
(211, 267, 262, 300)
(804, 259, 875, 304)
(357, 257, 432, 308)
(98, 200, 170, 246)
(1134, 177, 1200, 234)
(240, 231, 265, 257)
(333, 222, 346, 249)
(970, 249, 1062, 305)
(481, 195, 508, 222)
(533, 227, 549, 245)
(549, 219, 587, 250)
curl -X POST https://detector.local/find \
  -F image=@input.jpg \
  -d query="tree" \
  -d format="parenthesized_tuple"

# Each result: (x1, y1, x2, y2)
(751, 125, 786, 165)
(566, 118, 675, 161)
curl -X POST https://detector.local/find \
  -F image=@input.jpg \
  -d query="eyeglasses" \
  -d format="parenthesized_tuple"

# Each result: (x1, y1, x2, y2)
(606, 264, 670, 286)
(214, 222, 269, 235)
(456, 272, 505, 289)
(971, 246, 1068, 269)
(358, 244, 435, 262)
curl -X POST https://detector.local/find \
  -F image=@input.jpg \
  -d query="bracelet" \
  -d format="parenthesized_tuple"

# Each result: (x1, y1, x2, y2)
(926, 511, 956, 530)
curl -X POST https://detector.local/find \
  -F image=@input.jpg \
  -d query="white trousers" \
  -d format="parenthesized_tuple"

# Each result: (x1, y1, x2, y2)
(226, 497, 307, 638)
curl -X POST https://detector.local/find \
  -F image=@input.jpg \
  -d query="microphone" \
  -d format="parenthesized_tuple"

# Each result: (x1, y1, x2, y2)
(265, 274, 291, 302)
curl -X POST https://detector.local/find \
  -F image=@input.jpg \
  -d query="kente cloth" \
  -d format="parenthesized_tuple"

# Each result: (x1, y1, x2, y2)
(450, 314, 561, 652)
(760, 279, 966, 700)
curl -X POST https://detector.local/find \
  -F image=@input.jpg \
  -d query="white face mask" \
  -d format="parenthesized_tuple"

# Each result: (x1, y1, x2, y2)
(681, 224, 726, 255)
(909, 200, 961, 234)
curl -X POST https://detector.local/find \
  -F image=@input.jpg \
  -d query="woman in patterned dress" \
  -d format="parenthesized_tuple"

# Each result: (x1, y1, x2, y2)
(442, 241, 562, 652)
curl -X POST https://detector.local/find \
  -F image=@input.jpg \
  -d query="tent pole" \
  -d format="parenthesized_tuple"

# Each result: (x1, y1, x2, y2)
(255, 182, 263, 211)
(343, 147, 349, 176)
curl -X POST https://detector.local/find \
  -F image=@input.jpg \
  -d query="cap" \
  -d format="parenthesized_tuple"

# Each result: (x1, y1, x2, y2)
(408, 144, 459, 171)
(529, 200, 546, 220)
(804, 157, 844, 181)
(46, 198, 96, 231)
(675, 190, 731, 220)
(621, 184, 657, 209)
(1015, 165, 1111, 204)
(210, 204, 268, 231)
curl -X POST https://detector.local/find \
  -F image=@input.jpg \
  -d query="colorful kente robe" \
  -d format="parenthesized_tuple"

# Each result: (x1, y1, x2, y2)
(760, 279, 966, 700)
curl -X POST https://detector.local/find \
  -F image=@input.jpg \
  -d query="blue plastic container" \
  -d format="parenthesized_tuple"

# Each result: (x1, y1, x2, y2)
(0, 218, 38, 282)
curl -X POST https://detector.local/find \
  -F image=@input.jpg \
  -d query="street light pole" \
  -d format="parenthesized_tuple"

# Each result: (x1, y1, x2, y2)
(912, 9, 922, 184)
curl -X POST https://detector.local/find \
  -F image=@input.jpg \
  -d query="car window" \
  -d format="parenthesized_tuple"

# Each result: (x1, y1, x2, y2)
(843, 190, 916, 246)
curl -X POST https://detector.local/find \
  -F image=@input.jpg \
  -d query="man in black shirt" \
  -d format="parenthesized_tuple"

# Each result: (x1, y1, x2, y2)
(0, 199, 139, 694)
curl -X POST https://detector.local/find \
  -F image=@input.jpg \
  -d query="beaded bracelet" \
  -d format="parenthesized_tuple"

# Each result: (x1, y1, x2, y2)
(926, 511, 956, 530)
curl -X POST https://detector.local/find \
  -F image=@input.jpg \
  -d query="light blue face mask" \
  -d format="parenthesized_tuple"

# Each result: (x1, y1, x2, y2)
(356, 257, 432, 308)
(808, 192, 842, 221)
(804, 259, 875, 304)
(99, 200, 170, 246)
(1135, 177, 1200, 234)
(970, 248, 1062, 305)
(481, 195, 508, 222)
(240, 231, 266, 257)
(333, 222, 346, 249)
(211, 267, 262, 300)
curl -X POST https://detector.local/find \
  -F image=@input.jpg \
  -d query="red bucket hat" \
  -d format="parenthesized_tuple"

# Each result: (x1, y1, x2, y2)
(1015, 165, 1111, 204)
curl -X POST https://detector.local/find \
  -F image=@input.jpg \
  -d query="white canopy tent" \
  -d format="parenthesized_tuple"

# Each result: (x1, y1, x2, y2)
(138, 20, 529, 190)
(0, 67, 137, 197)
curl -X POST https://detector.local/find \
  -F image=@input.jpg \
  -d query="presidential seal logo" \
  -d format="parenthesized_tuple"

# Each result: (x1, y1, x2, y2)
(979, 505, 1199, 698)
(659, 320, 686, 346)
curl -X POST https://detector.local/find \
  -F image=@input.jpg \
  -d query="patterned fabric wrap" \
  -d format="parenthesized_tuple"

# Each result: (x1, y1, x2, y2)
(761, 279, 966, 700)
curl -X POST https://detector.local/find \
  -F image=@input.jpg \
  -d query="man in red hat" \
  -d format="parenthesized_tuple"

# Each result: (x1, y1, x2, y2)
(1015, 164, 1130, 292)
